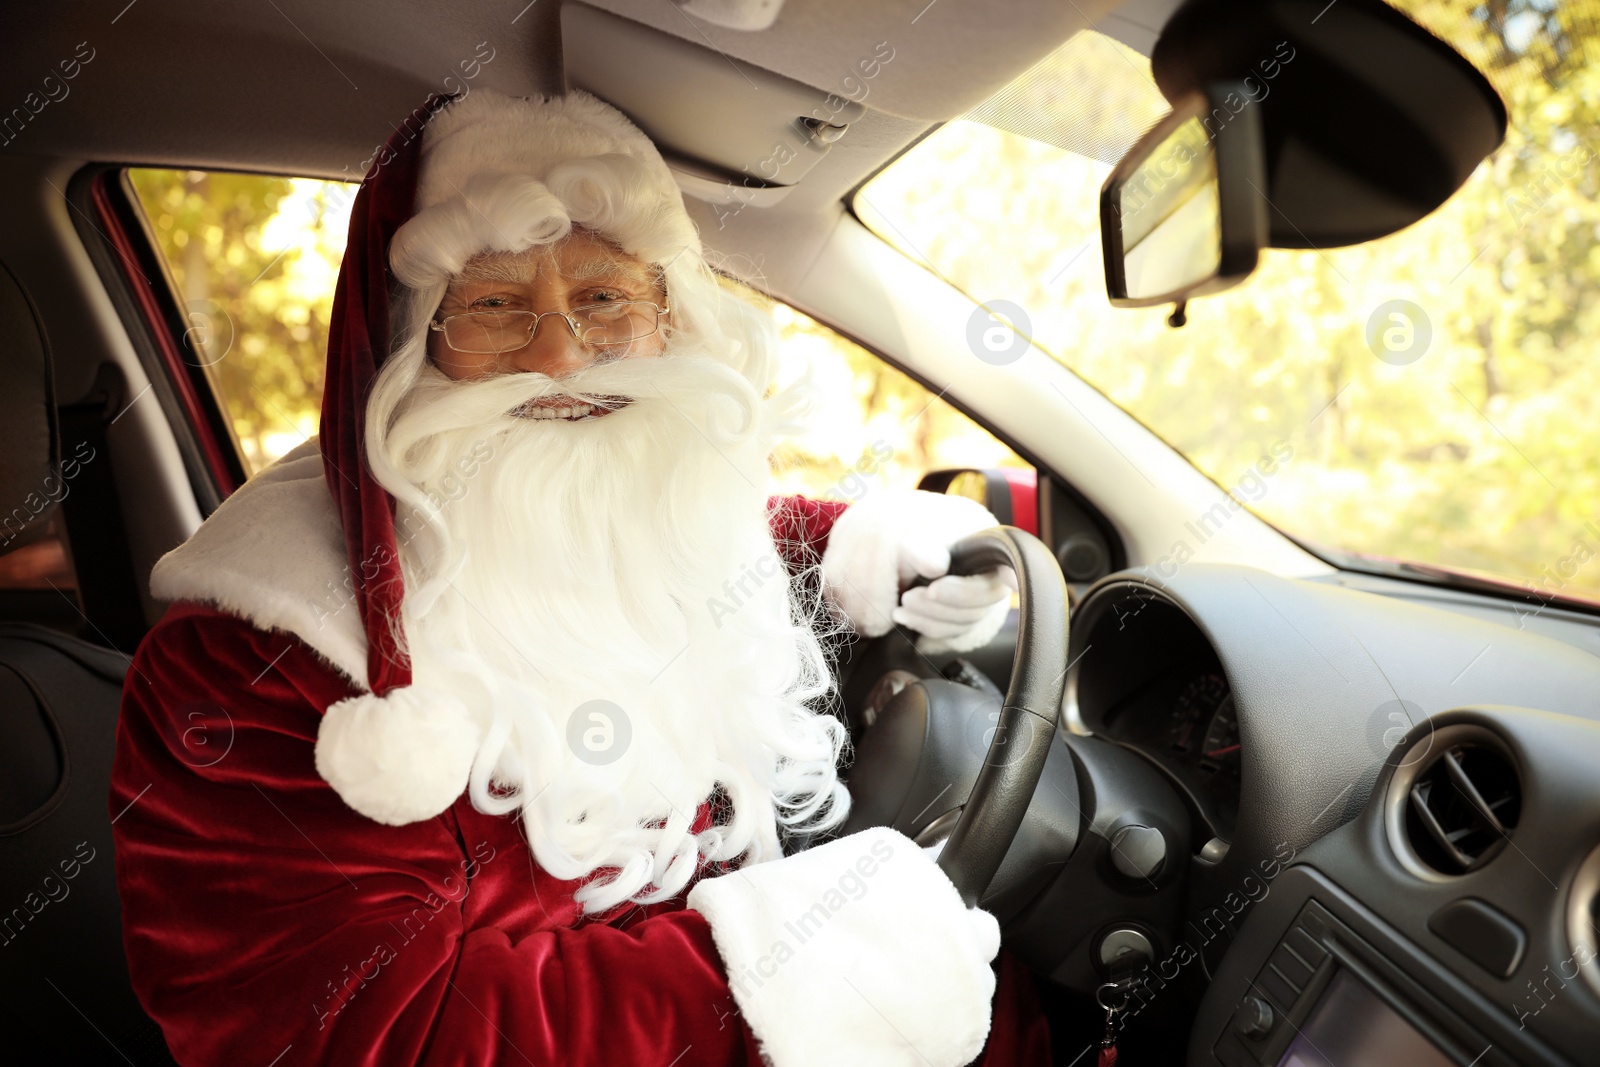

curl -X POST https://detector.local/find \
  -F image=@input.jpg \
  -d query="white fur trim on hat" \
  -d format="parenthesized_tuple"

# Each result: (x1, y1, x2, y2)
(390, 90, 701, 289)
(314, 685, 482, 826)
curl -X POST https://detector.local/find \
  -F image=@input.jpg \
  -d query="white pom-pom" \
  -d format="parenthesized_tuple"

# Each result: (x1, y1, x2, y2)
(314, 685, 481, 826)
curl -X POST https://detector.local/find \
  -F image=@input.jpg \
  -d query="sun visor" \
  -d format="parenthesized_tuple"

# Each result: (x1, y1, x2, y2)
(562, 3, 866, 207)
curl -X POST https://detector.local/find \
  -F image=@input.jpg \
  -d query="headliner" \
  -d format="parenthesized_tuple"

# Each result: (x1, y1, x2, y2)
(0, 1, 1176, 188)
(2, 0, 1187, 299)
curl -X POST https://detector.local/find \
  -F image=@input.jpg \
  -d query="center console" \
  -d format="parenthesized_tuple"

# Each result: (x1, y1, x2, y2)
(1196, 869, 1513, 1066)
(1187, 708, 1600, 1067)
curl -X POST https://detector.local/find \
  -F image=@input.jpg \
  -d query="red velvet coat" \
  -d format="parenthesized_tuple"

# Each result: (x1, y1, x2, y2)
(111, 495, 1052, 1066)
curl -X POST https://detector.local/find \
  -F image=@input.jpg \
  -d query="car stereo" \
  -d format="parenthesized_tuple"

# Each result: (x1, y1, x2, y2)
(1274, 969, 1454, 1067)
(1188, 712, 1600, 1067)
(1203, 892, 1461, 1066)
(1190, 867, 1545, 1067)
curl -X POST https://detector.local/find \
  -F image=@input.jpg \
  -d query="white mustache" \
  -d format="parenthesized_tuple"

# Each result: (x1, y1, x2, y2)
(394, 355, 759, 443)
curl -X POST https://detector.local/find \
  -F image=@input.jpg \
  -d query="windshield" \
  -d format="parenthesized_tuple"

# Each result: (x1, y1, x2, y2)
(857, 1, 1600, 606)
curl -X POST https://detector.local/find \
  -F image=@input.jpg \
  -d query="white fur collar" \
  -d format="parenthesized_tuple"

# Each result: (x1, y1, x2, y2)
(150, 438, 370, 689)
(150, 440, 498, 828)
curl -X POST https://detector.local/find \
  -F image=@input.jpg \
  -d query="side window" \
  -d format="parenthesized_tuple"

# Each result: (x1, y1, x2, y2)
(740, 287, 1031, 503)
(127, 168, 1030, 503)
(129, 170, 351, 476)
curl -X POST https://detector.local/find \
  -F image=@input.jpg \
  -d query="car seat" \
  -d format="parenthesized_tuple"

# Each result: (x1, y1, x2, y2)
(0, 257, 178, 1065)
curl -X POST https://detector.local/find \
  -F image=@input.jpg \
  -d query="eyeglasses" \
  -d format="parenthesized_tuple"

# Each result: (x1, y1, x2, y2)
(429, 301, 671, 355)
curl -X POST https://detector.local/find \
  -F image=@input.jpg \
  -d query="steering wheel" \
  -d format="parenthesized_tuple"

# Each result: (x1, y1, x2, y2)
(924, 527, 1069, 906)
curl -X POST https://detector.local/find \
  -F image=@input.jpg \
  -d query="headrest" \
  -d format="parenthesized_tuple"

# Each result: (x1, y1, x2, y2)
(0, 260, 59, 554)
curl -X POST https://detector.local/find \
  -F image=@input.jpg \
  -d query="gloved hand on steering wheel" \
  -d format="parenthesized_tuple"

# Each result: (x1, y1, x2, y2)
(821, 489, 1016, 655)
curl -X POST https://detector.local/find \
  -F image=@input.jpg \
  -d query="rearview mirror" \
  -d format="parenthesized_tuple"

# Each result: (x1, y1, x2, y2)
(1101, 82, 1268, 308)
(1102, 0, 1506, 313)
(1150, 0, 1506, 249)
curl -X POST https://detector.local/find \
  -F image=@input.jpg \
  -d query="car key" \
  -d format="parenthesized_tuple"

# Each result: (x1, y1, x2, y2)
(1096, 979, 1130, 1066)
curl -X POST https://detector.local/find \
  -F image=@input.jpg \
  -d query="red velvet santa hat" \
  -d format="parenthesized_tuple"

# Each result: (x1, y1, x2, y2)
(313, 90, 700, 826)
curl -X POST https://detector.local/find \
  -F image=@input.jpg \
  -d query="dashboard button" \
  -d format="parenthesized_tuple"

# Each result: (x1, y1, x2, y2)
(1234, 994, 1275, 1039)
(1286, 926, 1327, 965)
(1110, 824, 1167, 880)
(1428, 897, 1526, 978)
(1255, 964, 1300, 1010)
(1270, 943, 1313, 989)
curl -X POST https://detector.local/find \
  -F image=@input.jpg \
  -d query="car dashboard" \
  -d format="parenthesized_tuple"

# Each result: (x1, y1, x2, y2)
(1085, 659, 1242, 843)
(1064, 564, 1600, 1067)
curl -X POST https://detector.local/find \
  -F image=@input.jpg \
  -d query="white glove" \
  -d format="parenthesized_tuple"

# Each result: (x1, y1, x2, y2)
(820, 489, 1014, 655)
(687, 826, 1000, 1067)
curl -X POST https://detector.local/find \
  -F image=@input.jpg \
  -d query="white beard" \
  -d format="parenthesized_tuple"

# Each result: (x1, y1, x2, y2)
(376, 354, 849, 913)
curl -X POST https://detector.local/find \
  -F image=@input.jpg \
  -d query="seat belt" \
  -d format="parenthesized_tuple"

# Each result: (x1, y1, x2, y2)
(56, 363, 148, 654)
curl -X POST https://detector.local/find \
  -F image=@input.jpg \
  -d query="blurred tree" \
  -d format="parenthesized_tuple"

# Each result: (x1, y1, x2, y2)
(858, 1, 1600, 601)
(128, 171, 1022, 498)
(130, 170, 350, 472)
(748, 289, 1027, 500)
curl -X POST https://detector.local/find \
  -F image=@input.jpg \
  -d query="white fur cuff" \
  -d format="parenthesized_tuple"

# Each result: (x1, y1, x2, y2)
(314, 685, 482, 826)
(687, 827, 1000, 1067)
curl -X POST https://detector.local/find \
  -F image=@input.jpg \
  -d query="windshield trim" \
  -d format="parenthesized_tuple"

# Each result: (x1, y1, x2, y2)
(1292, 538, 1600, 619)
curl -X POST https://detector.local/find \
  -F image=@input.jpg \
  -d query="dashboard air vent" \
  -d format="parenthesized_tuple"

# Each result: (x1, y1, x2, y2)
(1402, 743, 1520, 875)
(1569, 844, 1600, 999)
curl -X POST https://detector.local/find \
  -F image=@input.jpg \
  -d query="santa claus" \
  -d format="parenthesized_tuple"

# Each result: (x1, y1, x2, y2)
(111, 90, 1051, 1066)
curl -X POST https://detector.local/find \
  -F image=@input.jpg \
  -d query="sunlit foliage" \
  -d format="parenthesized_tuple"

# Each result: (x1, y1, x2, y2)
(131, 171, 351, 470)
(858, 1, 1600, 602)
(128, 171, 1022, 502)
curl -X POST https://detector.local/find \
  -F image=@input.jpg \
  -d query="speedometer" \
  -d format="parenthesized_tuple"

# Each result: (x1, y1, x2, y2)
(1168, 672, 1242, 835)
(1199, 696, 1239, 763)
(1168, 672, 1228, 756)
